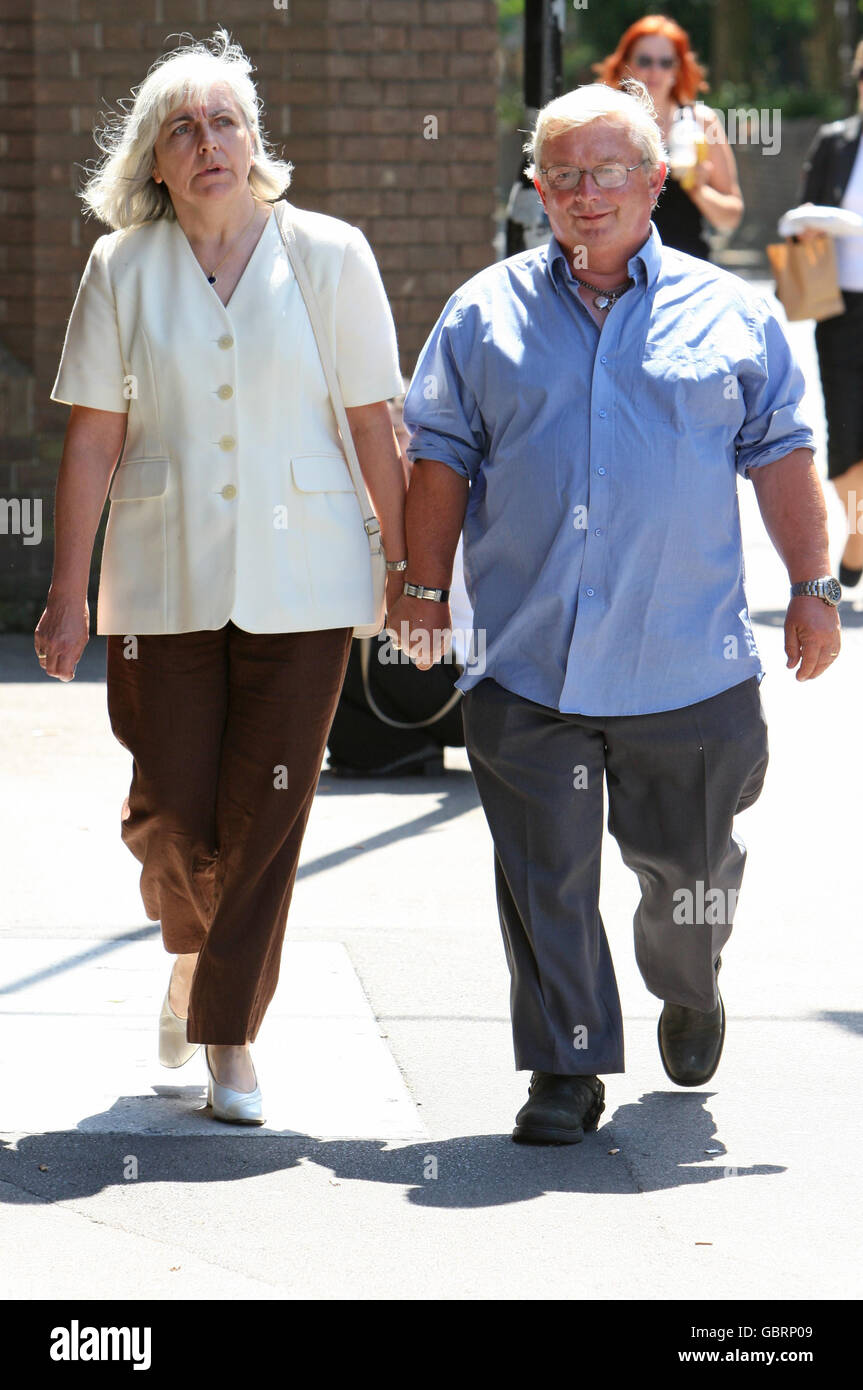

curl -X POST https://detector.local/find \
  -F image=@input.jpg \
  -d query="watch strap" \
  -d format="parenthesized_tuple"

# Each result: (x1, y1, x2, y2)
(403, 581, 450, 602)
(790, 576, 841, 605)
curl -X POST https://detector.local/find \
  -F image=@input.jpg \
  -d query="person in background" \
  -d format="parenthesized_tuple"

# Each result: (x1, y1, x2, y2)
(797, 39, 863, 589)
(596, 13, 743, 258)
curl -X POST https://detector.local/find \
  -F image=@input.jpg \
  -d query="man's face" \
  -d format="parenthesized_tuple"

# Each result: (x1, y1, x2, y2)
(534, 120, 665, 274)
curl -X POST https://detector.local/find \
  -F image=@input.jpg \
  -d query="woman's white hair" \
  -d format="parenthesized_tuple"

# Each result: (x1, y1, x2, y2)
(81, 27, 293, 229)
(524, 80, 667, 180)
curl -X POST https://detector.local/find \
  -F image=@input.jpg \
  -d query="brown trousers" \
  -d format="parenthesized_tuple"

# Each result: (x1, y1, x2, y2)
(106, 622, 353, 1043)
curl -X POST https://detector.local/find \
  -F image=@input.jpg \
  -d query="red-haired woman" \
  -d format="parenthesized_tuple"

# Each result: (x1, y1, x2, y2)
(596, 14, 743, 258)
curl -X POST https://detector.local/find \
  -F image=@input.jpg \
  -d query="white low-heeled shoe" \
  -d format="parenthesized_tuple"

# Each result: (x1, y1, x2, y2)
(204, 1046, 266, 1126)
(158, 987, 201, 1069)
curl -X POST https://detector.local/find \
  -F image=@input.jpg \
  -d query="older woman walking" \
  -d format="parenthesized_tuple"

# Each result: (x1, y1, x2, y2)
(35, 29, 406, 1125)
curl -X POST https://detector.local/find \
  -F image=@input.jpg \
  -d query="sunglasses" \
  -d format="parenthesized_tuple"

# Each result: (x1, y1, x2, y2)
(632, 55, 677, 71)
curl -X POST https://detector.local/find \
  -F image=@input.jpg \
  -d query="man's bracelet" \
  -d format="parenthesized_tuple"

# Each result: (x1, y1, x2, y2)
(403, 581, 450, 602)
(385, 559, 407, 572)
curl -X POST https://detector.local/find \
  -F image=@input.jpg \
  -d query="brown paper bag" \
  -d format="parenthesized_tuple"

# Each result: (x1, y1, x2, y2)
(766, 235, 844, 322)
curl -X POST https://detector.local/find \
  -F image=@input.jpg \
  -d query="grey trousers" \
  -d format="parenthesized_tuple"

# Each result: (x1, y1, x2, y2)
(461, 676, 769, 1074)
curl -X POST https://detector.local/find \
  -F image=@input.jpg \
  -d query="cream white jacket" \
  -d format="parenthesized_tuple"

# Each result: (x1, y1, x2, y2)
(51, 201, 404, 634)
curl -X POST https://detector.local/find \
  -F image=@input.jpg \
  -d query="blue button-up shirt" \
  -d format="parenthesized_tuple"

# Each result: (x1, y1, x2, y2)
(403, 225, 815, 716)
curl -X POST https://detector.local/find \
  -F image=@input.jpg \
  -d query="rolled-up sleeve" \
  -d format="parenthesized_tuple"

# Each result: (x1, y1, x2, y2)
(334, 227, 404, 407)
(735, 301, 815, 478)
(403, 302, 487, 483)
(50, 235, 129, 413)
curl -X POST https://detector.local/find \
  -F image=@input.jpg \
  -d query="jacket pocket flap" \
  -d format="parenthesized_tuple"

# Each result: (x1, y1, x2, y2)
(291, 453, 354, 493)
(110, 458, 169, 501)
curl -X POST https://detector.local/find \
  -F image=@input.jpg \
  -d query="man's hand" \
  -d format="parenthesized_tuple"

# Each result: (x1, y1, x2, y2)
(784, 596, 840, 680)
(385, 594, 451, 671)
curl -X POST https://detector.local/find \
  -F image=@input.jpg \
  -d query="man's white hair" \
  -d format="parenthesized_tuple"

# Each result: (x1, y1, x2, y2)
(81, 27, 293, 229)
(524, 80, 667, 180)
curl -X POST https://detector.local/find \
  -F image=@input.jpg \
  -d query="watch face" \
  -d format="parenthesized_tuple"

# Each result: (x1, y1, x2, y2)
(825, 578, 842, 603)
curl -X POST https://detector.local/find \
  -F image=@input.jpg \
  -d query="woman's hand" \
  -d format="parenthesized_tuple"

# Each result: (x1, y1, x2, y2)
(793, 225, 826, 244)
(34, 593, 90, 681)
(385, 568, 405, 616)
(684, 157, 714, 191)
(681, 107, 744, 232)
(37, 403, 126, 681)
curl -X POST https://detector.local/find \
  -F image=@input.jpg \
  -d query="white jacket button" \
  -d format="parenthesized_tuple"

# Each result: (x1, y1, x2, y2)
(218, 334, 234, 349)
(221, 484, 237, 500)
(217, 384, 233, 400)
(219, 435, 236, 451)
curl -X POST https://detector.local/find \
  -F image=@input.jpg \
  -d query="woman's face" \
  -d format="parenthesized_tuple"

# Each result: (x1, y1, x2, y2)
(152, 83, 254, 213)
(626, 34, 679, 106)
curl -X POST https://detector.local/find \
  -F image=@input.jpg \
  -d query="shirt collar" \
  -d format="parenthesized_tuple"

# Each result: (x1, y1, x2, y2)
(546, 221, 663, 294)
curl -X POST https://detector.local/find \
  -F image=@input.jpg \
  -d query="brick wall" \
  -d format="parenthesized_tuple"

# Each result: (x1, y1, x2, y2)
(0, 0, 498, 629)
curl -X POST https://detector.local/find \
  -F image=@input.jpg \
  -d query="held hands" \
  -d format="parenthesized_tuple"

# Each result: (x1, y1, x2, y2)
(385, 593, 452, 670)
(34, 596, 89, 681)
(785, 596, 840, 680)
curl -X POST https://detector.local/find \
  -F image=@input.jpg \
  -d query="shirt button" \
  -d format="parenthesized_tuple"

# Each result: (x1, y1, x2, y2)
(594, 528, 602, 536)
(600, 355, 608, 364)
(597, 467, 607, 476)
(219, 435, 236, 451)
(220, 484, 237, 500)
(218, 334, 234, 350)
(585, 588, 595, 597)
(217, 384, 233, 400)
(598, 409, 607, 418)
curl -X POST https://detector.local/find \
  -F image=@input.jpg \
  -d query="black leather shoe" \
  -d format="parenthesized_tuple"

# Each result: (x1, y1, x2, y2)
(658, 984, 726, 1087)
(838, 561, 862, 590)
(512, 1072, 605, 1145)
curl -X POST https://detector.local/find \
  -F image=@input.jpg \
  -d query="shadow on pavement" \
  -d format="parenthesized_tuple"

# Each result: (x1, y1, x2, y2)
(303, 772, 480, 876)
(0, 1091, 784, 1209)
(0, 924, 161, 997)
(816, 1010, 863, 1036)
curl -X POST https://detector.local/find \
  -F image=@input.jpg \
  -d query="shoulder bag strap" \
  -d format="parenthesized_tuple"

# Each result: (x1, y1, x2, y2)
(358, 636, 463, 730)
(272, 200, 382, 561)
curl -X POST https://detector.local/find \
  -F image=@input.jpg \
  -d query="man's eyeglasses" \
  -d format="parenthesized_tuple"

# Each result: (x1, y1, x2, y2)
(541, 161, 647, 192)
(633, 55, 677, 70)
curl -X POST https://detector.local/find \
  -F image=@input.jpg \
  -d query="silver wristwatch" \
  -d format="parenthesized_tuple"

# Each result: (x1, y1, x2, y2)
(790, 576, 842, 606)
(403, 581, 450, 602)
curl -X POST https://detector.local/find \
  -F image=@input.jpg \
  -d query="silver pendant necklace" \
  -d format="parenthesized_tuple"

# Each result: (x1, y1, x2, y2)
(572, 274, 633, 311)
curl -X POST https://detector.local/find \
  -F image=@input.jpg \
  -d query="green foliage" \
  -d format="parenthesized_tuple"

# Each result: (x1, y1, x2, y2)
(497, 0, 853, 123)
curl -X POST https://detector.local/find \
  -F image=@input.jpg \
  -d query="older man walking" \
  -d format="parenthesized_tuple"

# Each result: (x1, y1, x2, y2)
(387, 81, 840, 1144)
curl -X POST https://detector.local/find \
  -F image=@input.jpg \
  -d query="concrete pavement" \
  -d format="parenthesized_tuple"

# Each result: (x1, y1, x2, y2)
(1, 284, 861, 1302)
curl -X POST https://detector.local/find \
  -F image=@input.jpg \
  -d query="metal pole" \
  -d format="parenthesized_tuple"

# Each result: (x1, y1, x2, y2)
(524, 0, 565, 109)
(505, 1, 565, 256)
